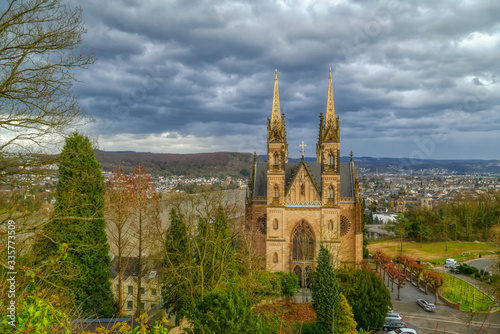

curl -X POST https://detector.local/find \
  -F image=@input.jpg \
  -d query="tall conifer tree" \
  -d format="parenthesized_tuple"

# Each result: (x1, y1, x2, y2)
(312, 244, 339, 333)
(39, 132, 115, 317)
(164, 208, 192, 323)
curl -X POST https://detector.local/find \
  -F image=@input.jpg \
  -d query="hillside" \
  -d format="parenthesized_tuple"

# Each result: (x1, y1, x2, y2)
(95, 151, 254, 178)
(346, 156, 500, 174)
(265, 156, 500, 175)
(95, 151, 500, 178)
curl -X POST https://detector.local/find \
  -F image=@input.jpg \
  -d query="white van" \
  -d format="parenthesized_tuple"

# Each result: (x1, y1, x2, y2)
(445, 259, 457, 268)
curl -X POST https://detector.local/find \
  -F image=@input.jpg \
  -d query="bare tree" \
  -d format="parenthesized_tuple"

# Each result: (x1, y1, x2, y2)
(130, 164, 160, 318)
(0, 0, 95, 185)
(105, 166, 134, 316)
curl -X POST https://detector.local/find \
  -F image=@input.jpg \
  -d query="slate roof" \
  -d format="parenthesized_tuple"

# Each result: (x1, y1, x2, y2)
(110, 256, 161, 282)
(253, 161, 355, 199)
(253, 159, 268, 198)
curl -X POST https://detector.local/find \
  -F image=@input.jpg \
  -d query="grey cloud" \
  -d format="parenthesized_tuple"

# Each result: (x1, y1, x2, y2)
(70, 0, 500, 159)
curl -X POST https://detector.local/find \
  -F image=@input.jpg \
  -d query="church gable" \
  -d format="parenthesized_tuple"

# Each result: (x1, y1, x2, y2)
(285, 162, 321, 205)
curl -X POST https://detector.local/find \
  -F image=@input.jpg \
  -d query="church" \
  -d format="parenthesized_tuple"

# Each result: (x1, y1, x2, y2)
(246, 69, 363, 286)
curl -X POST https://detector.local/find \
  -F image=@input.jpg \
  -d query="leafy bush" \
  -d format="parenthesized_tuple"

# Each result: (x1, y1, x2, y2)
(279, 271, 300, 298)
(189, 285, 278, 334)
(1, 289, 70, 334)
(244, 271, 283, 300)
(458, 264, 478, 276)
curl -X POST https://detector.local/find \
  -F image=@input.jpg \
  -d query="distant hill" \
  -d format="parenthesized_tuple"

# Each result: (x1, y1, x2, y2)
(95, 151, 254, 178)
(95, 151, 500, 178)
(260, 155, 500, 175)
(348, 156, 500, 174)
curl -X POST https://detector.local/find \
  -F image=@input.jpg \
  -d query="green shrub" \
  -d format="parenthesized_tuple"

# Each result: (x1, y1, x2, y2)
(189, 285, 278, 334)
(458, 264, 479, 276)
(279, 271, 300, 298)
(253, 271, 283, 297)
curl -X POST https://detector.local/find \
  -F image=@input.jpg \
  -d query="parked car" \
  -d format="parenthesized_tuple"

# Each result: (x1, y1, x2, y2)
(383, 320, 407, 331)
(450, 268, 460, 274)
(385, 312, 403, 322)
(388, 328, 418, 334)
(417, 299, 436, 312)
(444, 258, 457, 268)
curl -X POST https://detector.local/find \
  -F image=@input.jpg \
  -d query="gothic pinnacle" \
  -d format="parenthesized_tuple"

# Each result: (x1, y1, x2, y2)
(325, 67, 336, 127)
(271, 69, 281, 128)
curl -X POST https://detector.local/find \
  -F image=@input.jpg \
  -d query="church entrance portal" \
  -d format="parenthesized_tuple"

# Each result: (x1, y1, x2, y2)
(291, 220, 315, 288)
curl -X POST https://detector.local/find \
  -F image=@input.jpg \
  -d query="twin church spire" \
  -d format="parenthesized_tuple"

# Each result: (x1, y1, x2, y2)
(267, 68, 339, 159)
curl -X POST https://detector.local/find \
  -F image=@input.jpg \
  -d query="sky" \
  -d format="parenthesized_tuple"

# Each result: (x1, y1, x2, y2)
(69, 0, 499, 160)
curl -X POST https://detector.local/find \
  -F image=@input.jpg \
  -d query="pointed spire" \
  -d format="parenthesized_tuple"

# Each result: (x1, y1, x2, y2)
(325, 67, 336, 127)
(271, 69, 281, 128)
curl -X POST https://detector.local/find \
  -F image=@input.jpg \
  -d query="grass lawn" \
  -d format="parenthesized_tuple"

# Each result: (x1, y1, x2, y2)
(367, 239, 497, 263)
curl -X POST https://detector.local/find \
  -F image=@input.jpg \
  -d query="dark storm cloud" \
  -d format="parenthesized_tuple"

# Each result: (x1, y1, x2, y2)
(71, 0, 500, 159)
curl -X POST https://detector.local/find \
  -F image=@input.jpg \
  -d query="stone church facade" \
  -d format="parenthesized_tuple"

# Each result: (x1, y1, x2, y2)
(246, 69, 363, 285)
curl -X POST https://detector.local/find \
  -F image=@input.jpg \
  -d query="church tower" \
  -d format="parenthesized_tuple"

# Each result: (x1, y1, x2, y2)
(317, 68, 342, 261)
(266, 70, 288, 268)
(267, 70, 288, 208)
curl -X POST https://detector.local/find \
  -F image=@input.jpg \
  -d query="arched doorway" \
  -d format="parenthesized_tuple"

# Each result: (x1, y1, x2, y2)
(293, 265, 302, 286)
(291, 220, 316, 287)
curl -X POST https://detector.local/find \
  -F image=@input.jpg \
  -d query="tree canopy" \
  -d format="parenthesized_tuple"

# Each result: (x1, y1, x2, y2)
(337, 267, 392, 331)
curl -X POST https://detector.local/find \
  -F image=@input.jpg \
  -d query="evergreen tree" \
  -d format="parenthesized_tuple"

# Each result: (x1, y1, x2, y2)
(37, 132, 115, 317)
(165, 208, 189, 268)
(164, 208, 193, 323)
(337, 293, 358, 334)
(337, 268, 392, 331)
(311, 244, 339, 333)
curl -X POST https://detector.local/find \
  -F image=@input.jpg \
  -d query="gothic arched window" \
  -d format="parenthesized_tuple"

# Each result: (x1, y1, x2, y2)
(273, 252, 278, 263)
(328, 185, 335, 203)
(292, 220, 315, 261)
(273, 219, 279, 230)
(273, 185, 279, 201)
(328, 220, 334, 231)
(273, 152, 279, 168)
(328, 153, 334, 168)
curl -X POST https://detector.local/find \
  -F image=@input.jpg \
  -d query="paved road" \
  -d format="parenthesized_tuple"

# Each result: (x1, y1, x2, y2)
(468, 258, 499, 275)
(374, 269, 500, 334)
